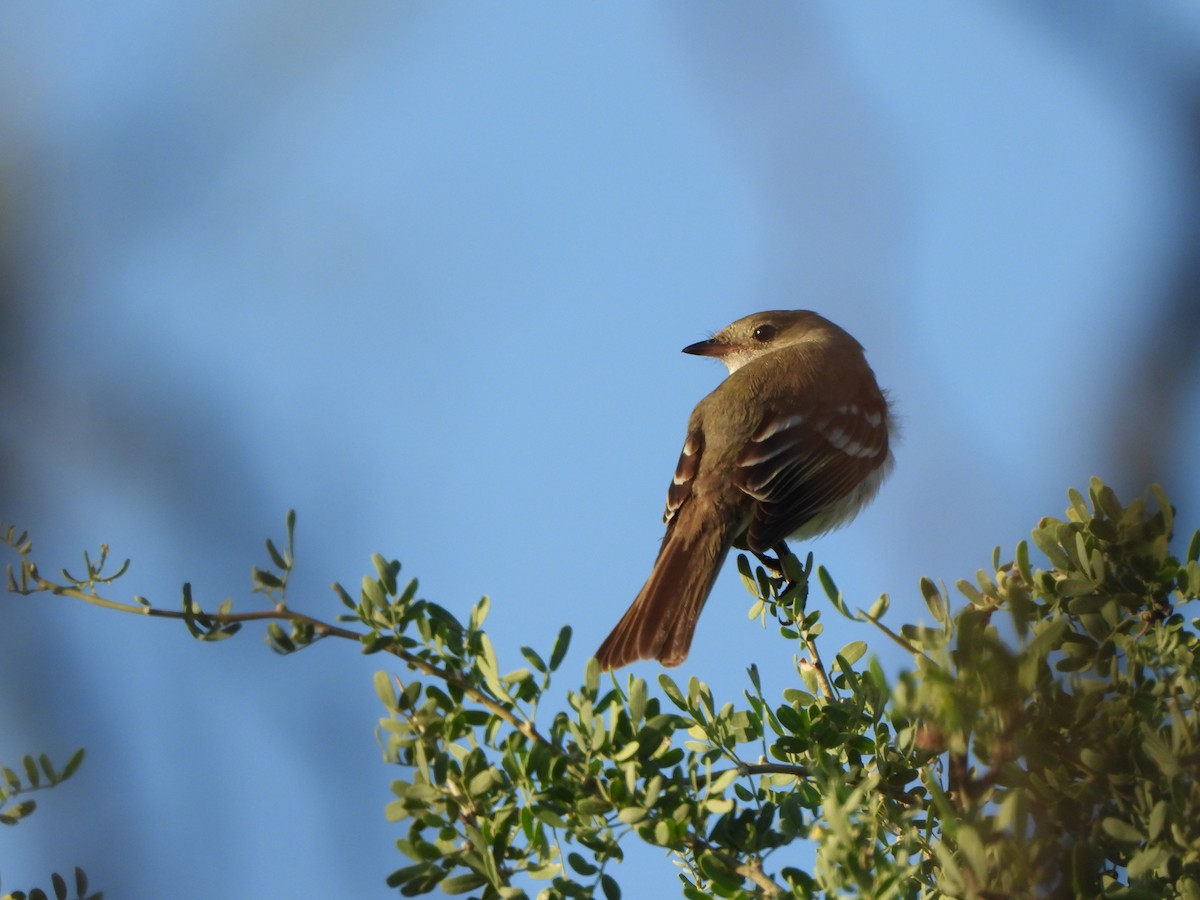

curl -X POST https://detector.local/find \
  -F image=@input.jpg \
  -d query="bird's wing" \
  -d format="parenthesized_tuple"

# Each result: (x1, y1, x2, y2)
(663, 426, 703, 527)
(733, 400, 888, 553)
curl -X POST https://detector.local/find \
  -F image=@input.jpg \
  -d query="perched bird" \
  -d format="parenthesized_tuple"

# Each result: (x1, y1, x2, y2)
(595, 310, 893, 670)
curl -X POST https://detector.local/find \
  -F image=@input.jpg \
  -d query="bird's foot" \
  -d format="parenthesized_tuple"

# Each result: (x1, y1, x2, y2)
(752, 549, 784, 580)
(752, 542, 795, 582)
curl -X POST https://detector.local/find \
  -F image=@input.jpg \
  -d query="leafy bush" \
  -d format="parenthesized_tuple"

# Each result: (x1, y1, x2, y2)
(5, 478, 1199, 898)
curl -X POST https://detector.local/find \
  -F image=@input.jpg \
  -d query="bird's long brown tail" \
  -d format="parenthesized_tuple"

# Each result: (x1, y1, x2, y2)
(594, 518, 735, 670)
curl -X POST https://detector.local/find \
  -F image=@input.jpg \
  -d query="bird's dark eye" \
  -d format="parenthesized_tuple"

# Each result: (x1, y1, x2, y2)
(752, 324, 777, 342)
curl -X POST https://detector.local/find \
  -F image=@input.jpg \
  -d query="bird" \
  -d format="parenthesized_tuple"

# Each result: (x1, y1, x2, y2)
(594, 309, 893, 670)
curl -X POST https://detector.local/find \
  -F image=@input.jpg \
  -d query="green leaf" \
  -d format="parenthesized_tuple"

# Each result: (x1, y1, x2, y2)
(265, 538, 288, 570)
(1148, 799, 1169, 841)
(533, 806, 568, 829)
(438, 873, 488, 894)
(526, 862, 561, 881)
(747, 663, 762, 695)
(520, 645, 547, 673)
(266, 622, 295, 654)
(332, 581, 356, 611)
(1015, 539, 1032, 583)
(1141, 726, 1181, 776)
(549, 625, 571, 672)
(866, 593, 890, 620)
(374, 671, 398, 711)
(252, 567, 283, 589)
(470, 595, 491, 630)
(1034, 523, 1074, 571)
(818, 567, 850, 617)
(371, 554, 399, 594)
(704, 796, 733, 814)
(1101, 817, 1143, 843)
(479, 633, 500, 677)
(658, 674, 686, 711)
(500, 667, 531, 684)
(837, 641, 867, 667)
(706, 767, 740, 794)
(360, 632, 390, 654)
(698, 852, 744, 892)
(629, 677, 647, 724)
(1151, 483, 1173, 535)
(776, 705, 806, 736)
(395, 577, 419, 609)
(1066, 486, 1089, 521)
(736, 553, 757, 595)
(920, 577, 946, 624)
(468, 769, 497, 795)
(617, 806, 647, 824)
(956, 825, 987, 884)
(584, 657, 600, 697)
(567, 852, 598, 876)
(61, 749, 84, 781)
(955, 578, 984, 606)
(1127, 846, 1169, 880)
(1054, 655, 1091, 673)
(360, 576, 385, 609)
(37, 754, 57, 784)
(0, 799, 35, 824)
(652, 819, 674, 846)
(781, 688, 815, 709)
(600, 873, 621, 900)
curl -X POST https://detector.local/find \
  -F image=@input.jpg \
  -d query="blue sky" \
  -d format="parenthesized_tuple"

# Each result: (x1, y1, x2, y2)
(3, 3, 1199, 897)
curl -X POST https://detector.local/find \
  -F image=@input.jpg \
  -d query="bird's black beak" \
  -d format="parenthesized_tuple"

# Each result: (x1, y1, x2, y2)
(682, 338, 730, 358)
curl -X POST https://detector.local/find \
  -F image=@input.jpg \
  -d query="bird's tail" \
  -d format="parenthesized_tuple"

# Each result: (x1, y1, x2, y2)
(595, 518, 734, 670)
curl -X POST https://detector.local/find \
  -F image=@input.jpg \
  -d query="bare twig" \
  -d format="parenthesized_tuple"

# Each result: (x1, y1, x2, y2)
(735, 855, 783, 897)
(13, 565, 554, 750)
(802, 636, 836, 701)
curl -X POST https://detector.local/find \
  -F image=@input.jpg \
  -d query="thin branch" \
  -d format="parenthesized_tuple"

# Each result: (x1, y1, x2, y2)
(683, 837, 784, 897)
(698, 761, 918, 811)
(694, 761, 811, 789)
(858, 607, 936, 663)
(18, 569, 555, 750)
(802, 636, 836, 701)
(735, 855, 783, 898)
(740, 762, 810, 780)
